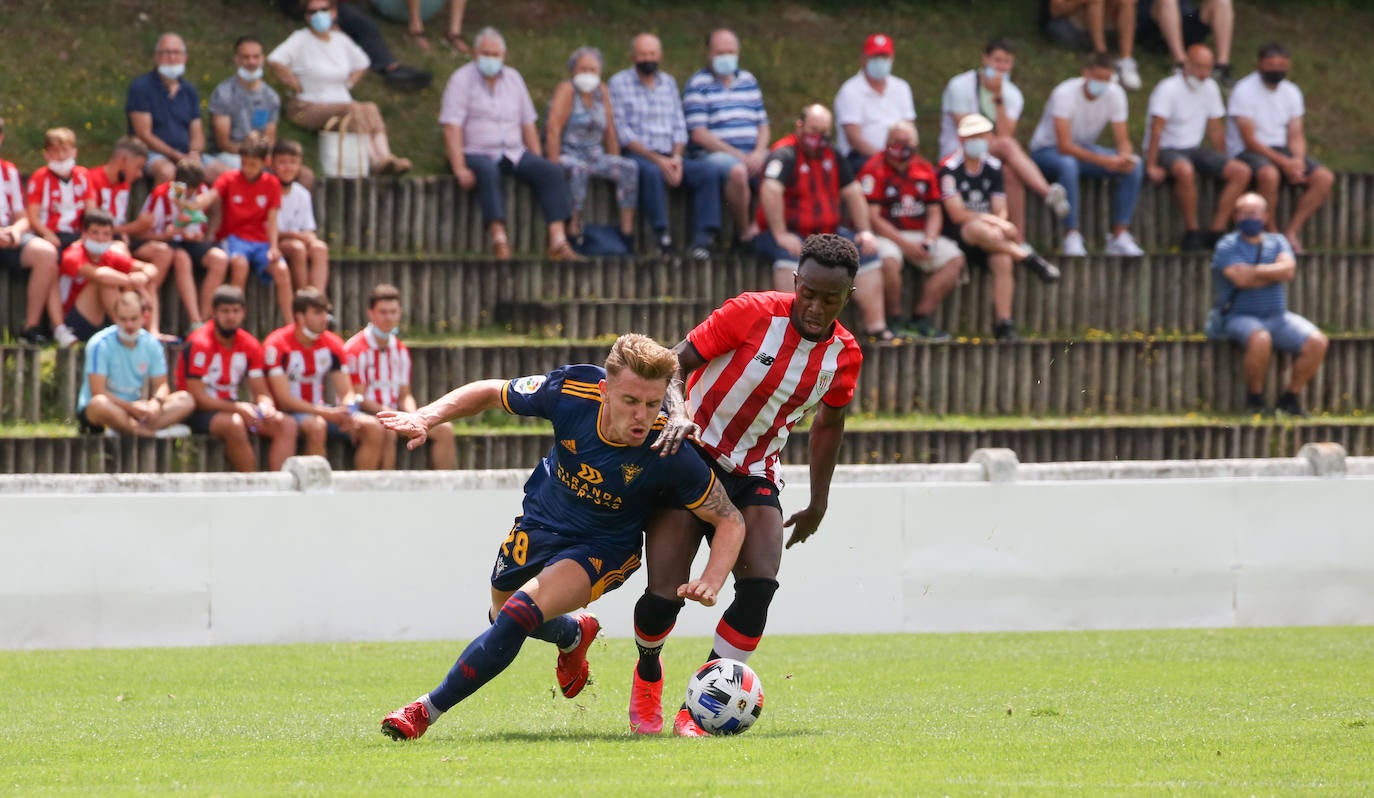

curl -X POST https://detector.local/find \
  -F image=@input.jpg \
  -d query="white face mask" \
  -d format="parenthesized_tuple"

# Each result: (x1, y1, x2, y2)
(117, 328, 142, 344)
(83, 239, 112, 258)
(1183, 74, 1204, 91)
(158, 63, 186, 80)
(237, 66, 264, 82)
(298, 324, 321, 341)
(49, 158, 76, 176)
(572, 72, 601, 94)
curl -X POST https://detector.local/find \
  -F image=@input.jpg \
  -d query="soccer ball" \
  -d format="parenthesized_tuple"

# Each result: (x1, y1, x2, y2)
(683, 658, 764, 735)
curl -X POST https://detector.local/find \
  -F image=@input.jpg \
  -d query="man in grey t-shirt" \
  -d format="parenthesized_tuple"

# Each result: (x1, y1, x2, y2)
(206, 36, 281, 179)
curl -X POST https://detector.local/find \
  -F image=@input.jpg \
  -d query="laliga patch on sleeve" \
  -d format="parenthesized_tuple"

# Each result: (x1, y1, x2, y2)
(764, 159, 783, 179)
(192, 351, 207, 368)
(859, 174, 875, 194)
(511, 375, 546, 395)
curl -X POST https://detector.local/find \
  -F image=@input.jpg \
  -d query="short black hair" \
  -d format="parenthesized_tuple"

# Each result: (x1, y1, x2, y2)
(798, 233, 859, 278)
(234, 35, 262, 53)
(984, 37, 1015, 56)
(1086, 51, 1116, 71)
(1258, 42, 1289, 60)
(174, 156, 205, 187)
(272, 138, 303, 158)
(83, 208, 115, 230)
(211, 285, 246, 309)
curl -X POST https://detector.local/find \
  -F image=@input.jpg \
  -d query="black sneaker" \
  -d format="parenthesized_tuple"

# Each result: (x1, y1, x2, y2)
(1204, 229, 1226, 249)
(1180, 229, 1208, 252)
(1244, 393, 1270, 418)
(1275, 392, 1308, 418)
(382, 64, 433, 92)
(897, 316, 951, 342)
(1018, 252, 1061, 283)
(1213, 63, 1235, 90)
(18, 326, 50, 346)
(993, 319, 1019, 341)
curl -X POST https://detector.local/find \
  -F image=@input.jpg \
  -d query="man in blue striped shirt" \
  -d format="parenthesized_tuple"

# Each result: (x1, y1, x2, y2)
(683, 29, 770, 244)
(609, 33, 723, 261)
(1210, 192, 1327, 417)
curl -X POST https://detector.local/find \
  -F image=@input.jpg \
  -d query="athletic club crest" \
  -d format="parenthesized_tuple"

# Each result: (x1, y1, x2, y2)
(817, 371, 833, 393)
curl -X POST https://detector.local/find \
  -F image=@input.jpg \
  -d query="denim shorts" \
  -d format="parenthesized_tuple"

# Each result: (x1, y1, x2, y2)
(1222, 311, 1319, 353)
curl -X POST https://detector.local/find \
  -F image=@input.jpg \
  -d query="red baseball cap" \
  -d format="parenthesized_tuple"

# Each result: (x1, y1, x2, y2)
(863, 33, 895, 57)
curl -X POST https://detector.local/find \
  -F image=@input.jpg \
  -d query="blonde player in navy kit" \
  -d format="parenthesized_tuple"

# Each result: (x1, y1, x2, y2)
(377, 333, 745, 741)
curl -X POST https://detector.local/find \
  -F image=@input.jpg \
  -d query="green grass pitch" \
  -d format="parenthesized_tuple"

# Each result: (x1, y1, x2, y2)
(2, 628, 1371, 796)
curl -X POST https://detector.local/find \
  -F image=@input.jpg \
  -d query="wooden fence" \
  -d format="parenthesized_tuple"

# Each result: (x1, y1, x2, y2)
(8, 250, 1373, 343)
(310, 172, 1374, 256)
(4, 421, 1372, 474)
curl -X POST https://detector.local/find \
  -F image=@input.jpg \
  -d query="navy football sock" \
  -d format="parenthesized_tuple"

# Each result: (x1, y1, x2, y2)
(634, 591, 685, 682)
(529, 614, 580, 650)
(428, 591, 544, 712)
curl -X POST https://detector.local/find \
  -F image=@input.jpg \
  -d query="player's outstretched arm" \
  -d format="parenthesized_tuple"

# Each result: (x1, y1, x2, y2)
(378, 378, 505, 450)
(784, 402, 848, 549)
(679, 479, 746, 606)
(653, 340, 707, 456)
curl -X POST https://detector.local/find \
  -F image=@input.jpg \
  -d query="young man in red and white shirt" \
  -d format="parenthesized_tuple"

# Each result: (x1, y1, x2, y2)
(263, 287, 384, 469)
(0, 118, 65, 345)
(88, 136, 178, 339)
(59, 208, 160, 342)
(176, 285, 297, 471)
(628, 233, 863, 737)
(188, 132, 293, 325)
(25, 128, 92, 253)
(136, 157, 237, 332)
(344, 283, 456, 470)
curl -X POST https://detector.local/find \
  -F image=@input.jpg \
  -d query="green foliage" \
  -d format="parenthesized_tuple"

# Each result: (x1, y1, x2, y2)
(1, 628, 1371, 794)
(2, 1, 1373, 177)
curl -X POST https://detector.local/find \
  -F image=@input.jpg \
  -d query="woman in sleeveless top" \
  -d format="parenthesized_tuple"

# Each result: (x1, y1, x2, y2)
(545, 47, 638, 245)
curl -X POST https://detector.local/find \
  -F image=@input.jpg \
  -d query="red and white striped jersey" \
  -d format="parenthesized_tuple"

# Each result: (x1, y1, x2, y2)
(86, 166, 132, 222)
(25, 165, 91, 233)
(685, 291, 862, 484)
(176, 323, 266, 401)
(140, 181, 210, 240)
(263, 324, 348, 406)
(0, 159, 24, 227)
(58, 240, 135, 313)
(343, 327, 412, 409)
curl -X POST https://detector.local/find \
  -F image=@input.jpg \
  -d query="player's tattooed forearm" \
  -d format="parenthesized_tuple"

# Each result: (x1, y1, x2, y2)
(703, 480, 744, 524)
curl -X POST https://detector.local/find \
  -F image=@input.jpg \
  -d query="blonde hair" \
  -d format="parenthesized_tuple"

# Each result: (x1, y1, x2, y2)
(604, 333, 678, 383)
(44, 127, 77, 150)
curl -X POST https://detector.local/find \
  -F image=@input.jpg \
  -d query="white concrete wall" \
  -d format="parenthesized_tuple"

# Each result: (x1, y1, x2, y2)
(3, 457, 1372, 650)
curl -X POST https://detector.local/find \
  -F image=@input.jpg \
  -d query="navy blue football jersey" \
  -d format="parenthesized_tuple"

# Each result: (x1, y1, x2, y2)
(500, 364, 718, 549)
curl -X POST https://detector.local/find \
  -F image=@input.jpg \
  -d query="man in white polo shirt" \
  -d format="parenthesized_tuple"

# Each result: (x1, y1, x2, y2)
(834, 33, 916, 174)
(1144, 43, 1252, 252)
(1225, 42, 1332, 253)
(1029, 51, 1144, 257)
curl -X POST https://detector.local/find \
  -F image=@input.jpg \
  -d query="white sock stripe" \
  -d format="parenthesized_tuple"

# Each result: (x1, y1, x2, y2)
(711, 635, 753, 663)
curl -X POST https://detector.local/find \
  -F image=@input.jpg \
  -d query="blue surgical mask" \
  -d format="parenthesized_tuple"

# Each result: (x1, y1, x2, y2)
(712, 54, 738, 76)
(84, 239, 113, 258)
(982, 66, 1002, 81)
(1085, 79, 1110, 98)
(158, 63, 185, 80)
(963, 138, 989, 159)
(309, 10, 333, 33)
(477, 56, 504, 78)
(1237, 217, 1265, 237)
(865, 57, 893, 80)
(237, 66, 264, 82)
(368, 322, 397, 341)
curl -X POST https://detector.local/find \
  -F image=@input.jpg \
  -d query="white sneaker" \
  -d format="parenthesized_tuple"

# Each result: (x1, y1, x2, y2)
(1061, 230, 1087, 257)
(53, 324, 79, 348)
(1105, 231, 1144, 256)
(1117, 57, 1142, 91)
(154, 423, 192, 439)
(1045, 183, 1070, 220)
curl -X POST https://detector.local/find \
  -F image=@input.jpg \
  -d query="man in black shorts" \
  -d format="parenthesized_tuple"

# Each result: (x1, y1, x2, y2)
(1144, 44, 1252, 251)
(939, 114, 1060, 341)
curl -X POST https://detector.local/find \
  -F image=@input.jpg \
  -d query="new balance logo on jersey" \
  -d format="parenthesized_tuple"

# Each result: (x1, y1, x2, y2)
(561, 439, 577, 454)
(754, 352, 775, 366)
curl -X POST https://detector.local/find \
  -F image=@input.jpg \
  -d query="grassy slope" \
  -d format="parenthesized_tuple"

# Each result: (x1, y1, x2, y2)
(1, 629, 1371, 795)
(2, 0, 1372, 176)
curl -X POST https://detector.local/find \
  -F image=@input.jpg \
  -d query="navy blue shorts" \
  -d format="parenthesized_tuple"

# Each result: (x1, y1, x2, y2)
(490, 518, 642, 602)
